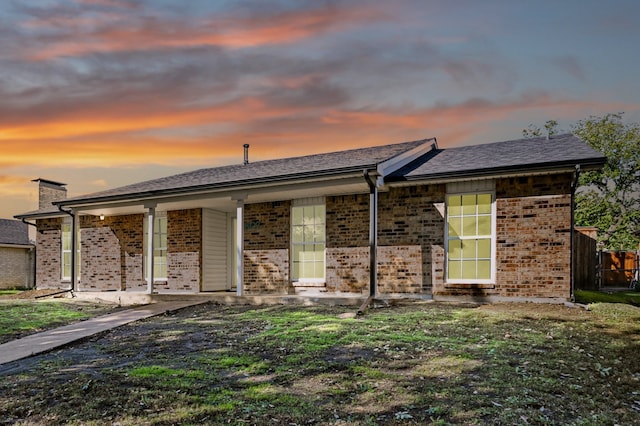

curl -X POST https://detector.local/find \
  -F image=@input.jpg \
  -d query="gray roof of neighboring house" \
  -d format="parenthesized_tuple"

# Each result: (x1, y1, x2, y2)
(0, 219, 31, 246)
(54, 139, 431, 206)
(393, 133, 606, 181)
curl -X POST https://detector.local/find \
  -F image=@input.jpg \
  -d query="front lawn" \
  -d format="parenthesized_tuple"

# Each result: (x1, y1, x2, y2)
(0, 300, 123, 344)
(575, 289, 640, 306)
(1, 301, 639, 425)
(0, 289, 23, 297)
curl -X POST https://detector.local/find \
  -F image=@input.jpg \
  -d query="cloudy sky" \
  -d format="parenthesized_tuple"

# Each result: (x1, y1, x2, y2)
(2, 0, 639, 218)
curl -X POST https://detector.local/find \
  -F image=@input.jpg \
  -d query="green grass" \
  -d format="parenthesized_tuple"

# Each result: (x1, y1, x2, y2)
(575, 289, 640, 305)
(0, 301, 120, 344)
(0, 289, 23, 296)
(1, 302, 639, 425)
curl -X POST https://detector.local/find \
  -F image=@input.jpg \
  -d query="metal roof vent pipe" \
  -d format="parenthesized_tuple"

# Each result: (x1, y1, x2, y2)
(243, 144, 250, 165)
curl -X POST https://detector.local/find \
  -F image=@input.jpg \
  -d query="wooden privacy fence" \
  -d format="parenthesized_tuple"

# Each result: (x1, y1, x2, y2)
(599, 250, 639, 288)
(573, 227, 640, 290)
(574, 227, 598, 290)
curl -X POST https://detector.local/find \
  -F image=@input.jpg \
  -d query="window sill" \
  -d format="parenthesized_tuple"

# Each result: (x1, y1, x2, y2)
(292, 281, 326, 288)
(444, 283, 495, 289)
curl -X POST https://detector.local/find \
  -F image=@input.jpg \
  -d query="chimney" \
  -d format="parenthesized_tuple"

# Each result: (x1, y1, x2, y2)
(243, 144, 250, 165)
(32, 178, 67, 210)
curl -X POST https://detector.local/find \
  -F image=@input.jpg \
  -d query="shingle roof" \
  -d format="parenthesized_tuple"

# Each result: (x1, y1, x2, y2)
(395, 133, 606, 180)
(57, 139, 430, 205)
(15, 134, 606, 219)
(0, 219, 31, 246)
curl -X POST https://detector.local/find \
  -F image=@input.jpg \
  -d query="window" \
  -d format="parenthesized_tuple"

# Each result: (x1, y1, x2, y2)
(61, 220, 71, 280)
(291, 199, 325, 282)
(61, 219, 81, 281)
(446, 193, 494, 282)
(144, 212, 168, 280)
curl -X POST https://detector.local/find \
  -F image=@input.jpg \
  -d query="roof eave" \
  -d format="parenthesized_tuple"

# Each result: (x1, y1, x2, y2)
(0, 243, 34, 249)
(53, 168, 372, 209)
(14, 211, 66, 221)
(390, 157, 606, 184)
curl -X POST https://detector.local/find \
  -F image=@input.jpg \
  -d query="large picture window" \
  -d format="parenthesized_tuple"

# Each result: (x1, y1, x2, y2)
(291, 200, 325, 282)
(144, 212, 168, 280)
(446, 193, 494, 282)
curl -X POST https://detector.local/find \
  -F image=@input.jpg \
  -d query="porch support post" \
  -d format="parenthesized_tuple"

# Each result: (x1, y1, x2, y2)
(236, 200, 244, 296)
(71, 208, 80, 292)
(146, 204, 156, 294)
(363, 170, 379, 298)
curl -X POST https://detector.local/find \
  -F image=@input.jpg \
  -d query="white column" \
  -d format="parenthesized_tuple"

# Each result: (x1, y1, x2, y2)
(146, 205, 156, 294)
(71, 209, 80, 291)
(236, 200, 244, 296)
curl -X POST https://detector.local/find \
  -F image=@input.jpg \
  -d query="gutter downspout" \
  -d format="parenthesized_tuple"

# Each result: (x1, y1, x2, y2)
(21, 218, 38, 229)
(570, 164, 581, 302)
(58, 206, 77, 293)
(359, 169, 379, 315)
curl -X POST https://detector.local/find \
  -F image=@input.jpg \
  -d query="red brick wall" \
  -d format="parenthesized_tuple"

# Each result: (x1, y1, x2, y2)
(437, 174, 573, 299)
(243, 201, 290, 250)
(243, 202, 291, 294)
(35, 218, 65, 289)
(79, 214, 145, 291)
(326, 194, 369, 248)
(164, 209, 202, 292)
(378, 185, 446, 293)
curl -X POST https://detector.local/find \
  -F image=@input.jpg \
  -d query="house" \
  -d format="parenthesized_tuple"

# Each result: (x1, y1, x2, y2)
(15, 134, 606, 302)
(0, 219, 35, 289)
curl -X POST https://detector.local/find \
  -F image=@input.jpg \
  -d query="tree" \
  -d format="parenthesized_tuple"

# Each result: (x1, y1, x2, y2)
(524, 113, 640, 250)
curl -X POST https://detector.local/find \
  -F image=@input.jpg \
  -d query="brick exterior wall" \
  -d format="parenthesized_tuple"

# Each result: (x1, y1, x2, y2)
(326, 194, 369, 248)
(35, 218, 65, 289)
(244, 201, 290, 250)
(0, 247, 33, 289)
(31, 173, 573, 300)
(165, 209, 202, 292)
(325, 187, 445, 295)
(325, 247, 369, 293)
(36, 209, 205, 293)
(325, 194, 370, 293)
(495, 175, 572, 299)
(242, 201, 290, 294)
(378, 185, 447, 293)
(244, 249, 290, 294)
(435, 174, 573, 299)
(79, 214, 145, 291)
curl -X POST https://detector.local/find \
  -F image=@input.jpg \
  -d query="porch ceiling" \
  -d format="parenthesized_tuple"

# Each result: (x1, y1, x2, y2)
(75, 176, 370, 217)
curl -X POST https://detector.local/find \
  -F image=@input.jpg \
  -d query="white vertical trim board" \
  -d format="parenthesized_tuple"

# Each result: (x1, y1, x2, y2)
(202, 208, 229, 291)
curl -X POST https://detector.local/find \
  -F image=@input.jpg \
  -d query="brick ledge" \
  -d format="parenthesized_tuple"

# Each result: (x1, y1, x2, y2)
(444, 283, 496, 289)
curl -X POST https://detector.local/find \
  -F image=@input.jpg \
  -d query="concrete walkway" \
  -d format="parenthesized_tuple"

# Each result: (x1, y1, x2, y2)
(0, 300, 206, 365)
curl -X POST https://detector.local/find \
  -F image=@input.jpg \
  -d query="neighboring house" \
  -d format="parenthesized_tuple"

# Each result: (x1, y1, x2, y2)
(0, 219, 35, 289)
(15, 134, 606, 302)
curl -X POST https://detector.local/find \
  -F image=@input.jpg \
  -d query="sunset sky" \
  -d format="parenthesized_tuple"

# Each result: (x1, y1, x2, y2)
(2, 0, 640, 219)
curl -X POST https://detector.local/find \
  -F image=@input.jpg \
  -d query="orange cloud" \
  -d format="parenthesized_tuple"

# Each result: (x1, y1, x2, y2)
(23, 4, 387, 60)
(1, 91, 637, 170)
(0, 96, 300, 141)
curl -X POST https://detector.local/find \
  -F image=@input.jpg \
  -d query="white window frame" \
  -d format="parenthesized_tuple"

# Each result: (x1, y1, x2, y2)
(144, 211, 168, 281)
(445, 189, 496, 284)
(61, 219, 81, 282)
(61, 219, 72, 281)
(291, 197, 326, 283)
